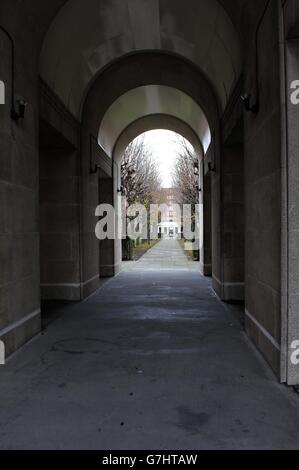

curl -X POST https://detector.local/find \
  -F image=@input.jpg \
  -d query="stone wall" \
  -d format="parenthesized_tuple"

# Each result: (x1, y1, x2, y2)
(0, 12, 41, 355)
(222, 144, 244, 302)
(0, 2, 76, 354)
(283, 0, 299, 385)
(243, 0, 282, 375)
(200, 163, 212, 277)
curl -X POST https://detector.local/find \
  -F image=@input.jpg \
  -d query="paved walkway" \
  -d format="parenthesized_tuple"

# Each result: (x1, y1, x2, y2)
(0, 240, 299, 449)
(123, 239, 199, 271)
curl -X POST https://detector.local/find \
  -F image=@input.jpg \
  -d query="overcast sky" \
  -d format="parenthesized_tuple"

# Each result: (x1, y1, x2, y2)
(134, 130, 189, 188)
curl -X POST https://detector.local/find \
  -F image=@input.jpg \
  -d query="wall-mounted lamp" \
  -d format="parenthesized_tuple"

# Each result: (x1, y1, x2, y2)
(241, 93, 258, 114)
(240, 1, 271, 116)
(208, 162, 216, 173)
(194, 160, 200, 177)
(90, 163, 100, 175)
(11, 99, 27, 121)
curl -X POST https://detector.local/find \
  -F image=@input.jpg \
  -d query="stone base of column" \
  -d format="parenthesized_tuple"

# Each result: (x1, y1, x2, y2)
(199, 262, 212, 277)
(212, 275, 244, 302)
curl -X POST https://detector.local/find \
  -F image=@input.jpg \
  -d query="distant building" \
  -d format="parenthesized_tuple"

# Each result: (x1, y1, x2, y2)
(155, 188, 182, 239)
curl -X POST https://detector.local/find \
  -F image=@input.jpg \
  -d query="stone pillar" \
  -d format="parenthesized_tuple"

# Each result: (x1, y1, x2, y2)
(39, 148, 81, 301)
(0, 25, 41, 356)
(221, 144, 244, 301)
(210, 133, 224, 299)
(244, 0, 282, 377)
(81, 170, 101, 298)
(211, 141, 244, 302)
(114, 161, 122, 276)
(284, 38, 299, 385)
(99, 176, 115, 278)
(199, 159, 212, 276)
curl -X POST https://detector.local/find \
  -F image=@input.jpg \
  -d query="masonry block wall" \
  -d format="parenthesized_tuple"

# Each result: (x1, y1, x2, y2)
(284, 0, 299, 385)
(0, 13, 41, 355)
(222, 144, 244, 302)
(200, 161, 212, 277)
(81, 127, 111, 299)
(99, 176, 115, 278)
(211, 135, 223, 299)
(244, 1, 282, 375)
(0, 2, 80, 354)
(38, 78, 82, 302)
(39, 148, 81, 301)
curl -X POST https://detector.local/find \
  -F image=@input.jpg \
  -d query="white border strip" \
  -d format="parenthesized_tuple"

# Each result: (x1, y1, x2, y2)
(245, 309, 281, 351)
(0, 309, 41, 338)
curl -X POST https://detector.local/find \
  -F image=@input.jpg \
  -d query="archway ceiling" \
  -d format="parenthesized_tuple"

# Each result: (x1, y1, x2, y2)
(98, 85, 211, 157)
(113, 114, 204, 165)
(40, 0, 242, 118)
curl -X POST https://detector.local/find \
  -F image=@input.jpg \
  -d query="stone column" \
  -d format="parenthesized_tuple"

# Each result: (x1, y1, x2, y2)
(244, 0, 282, 378)
(40, 148, 81, 301)
(99, 176, 115, 278)
(221, 144, 244, 302)
(199, 159, 212, 276)
(284, 39, 299, 385)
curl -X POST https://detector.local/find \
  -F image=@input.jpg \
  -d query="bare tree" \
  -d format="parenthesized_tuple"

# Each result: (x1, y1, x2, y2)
(121, 136, 162, 256)
(172, 136, 199, 206)
(121, 136, 161, 207)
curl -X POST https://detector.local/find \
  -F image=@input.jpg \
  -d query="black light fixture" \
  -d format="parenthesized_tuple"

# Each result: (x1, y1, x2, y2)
(241, 93, 258, 114)
(241, 1, 271, 116)
(11, 98, 27, 121)
(208, 161, 216, 173)
(194, 159, 200, 177)
(90, 163, 100, 175)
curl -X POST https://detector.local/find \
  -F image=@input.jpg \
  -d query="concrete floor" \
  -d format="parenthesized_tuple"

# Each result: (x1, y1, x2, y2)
(0, 240, 299, 450)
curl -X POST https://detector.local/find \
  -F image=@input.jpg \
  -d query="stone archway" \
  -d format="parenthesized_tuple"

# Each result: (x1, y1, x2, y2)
(79, 52, 220, 292)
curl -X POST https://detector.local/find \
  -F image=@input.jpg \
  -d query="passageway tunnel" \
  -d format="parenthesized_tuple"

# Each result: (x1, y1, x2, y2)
(1, 0, 299, 403)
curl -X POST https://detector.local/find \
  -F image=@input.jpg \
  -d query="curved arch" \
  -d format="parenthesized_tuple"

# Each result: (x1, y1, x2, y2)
(81, 52, 220, 166)
(113, 114, 203, 164)
(79, 51, 220, 282)
(99, 85, 211, 158)
(40, 0, 242, 117)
